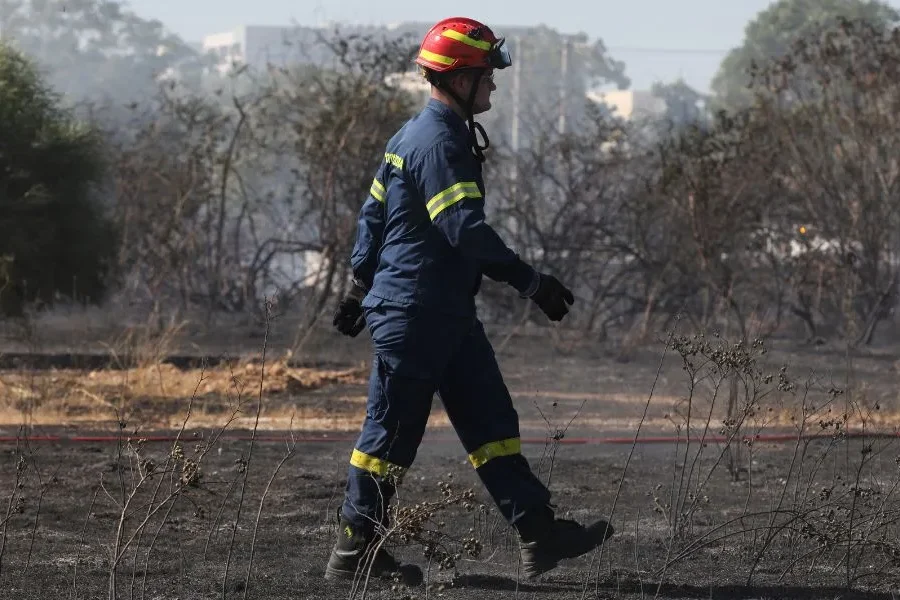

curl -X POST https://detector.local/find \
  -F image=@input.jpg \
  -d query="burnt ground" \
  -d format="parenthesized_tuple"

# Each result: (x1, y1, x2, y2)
(0, 428, 897, 600)
(0, 315, 898, 599)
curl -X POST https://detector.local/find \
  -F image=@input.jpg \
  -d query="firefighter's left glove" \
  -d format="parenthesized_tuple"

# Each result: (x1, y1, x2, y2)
(333, 280, 368, 337)
(528, 273, 575, 322)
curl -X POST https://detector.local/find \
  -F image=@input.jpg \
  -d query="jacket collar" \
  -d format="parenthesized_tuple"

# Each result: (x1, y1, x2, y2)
(425, 98, 469, 138)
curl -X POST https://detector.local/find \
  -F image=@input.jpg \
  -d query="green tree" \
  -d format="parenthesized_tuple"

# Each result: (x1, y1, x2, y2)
(0, 43, 115, 316)
(711, 0, 898, 109)
(487, 25, 629, 147)
(651, 79, 709, 128)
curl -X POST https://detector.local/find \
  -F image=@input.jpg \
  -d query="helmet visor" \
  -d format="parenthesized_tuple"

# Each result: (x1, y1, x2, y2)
(488, 38, 512, 69)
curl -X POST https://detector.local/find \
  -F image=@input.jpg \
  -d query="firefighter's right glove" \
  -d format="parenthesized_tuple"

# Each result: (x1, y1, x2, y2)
(333, 281, 367, 337)
(529, 273, 575, 322)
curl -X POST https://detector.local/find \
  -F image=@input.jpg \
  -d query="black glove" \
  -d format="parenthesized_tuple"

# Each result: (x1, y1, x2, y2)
(530, 273, 574, 322)
(332, 281, 367, 337)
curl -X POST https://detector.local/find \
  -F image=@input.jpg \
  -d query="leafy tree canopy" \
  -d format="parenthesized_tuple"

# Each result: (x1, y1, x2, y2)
(0, 42, 115, 315)
(711, 0, 898, 109)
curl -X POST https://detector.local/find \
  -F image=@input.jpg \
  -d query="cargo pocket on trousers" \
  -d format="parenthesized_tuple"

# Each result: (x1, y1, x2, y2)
(366, 352, 435, 433)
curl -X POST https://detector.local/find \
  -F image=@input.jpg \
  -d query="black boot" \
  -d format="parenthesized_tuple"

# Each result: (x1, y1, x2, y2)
(324, 514, 423, 586)
(515, 506, 614, 579)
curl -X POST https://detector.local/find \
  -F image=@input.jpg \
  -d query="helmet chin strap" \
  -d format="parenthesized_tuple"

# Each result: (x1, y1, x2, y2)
(430, 68, 490, 163)
(465, 73, 490, 163)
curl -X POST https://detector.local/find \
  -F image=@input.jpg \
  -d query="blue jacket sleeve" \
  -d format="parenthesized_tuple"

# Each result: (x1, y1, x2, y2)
(348, 175, 386, 289)
(419, 141, 538, 295)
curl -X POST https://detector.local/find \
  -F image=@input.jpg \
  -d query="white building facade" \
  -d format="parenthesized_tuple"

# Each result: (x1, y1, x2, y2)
(202, 25, 312, 73)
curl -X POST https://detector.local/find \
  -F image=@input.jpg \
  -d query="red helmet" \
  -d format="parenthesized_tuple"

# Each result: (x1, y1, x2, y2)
(415, 17, 512, 73)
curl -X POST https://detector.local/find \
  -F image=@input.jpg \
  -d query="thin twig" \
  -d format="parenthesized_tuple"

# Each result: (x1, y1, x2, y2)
(582, 321, 679, 600)
(242, 418, 296, 598)
(222, 298, 272, 598)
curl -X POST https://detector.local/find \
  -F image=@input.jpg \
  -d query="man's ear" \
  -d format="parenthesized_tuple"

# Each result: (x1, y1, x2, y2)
(451, 72, 475, 95)
(445, 73, 463, 94)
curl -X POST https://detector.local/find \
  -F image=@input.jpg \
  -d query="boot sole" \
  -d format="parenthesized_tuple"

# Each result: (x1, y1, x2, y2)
(521, 520, 615, 579)
(324, 564, 356, 581)
(324, 559, 423, 586)
(522, 557, 559, 579)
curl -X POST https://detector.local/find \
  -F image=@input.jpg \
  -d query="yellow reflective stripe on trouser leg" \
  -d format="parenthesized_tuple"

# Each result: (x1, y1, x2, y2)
(350, 449, 406, 478)
(426, 182, 482, 220)
(369, 178, 385, 202)
(468, 437, 522, 469)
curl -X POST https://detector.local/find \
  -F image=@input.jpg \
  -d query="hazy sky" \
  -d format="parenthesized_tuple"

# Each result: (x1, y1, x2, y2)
(124, 0, 900, 91)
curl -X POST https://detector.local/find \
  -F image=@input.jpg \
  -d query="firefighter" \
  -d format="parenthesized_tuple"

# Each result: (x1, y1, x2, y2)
(325, 17, 614, 585)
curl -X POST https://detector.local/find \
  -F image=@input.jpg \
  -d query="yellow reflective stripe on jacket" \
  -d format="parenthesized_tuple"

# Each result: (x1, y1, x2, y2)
(350, 449, 406, 478)
(468, 437, 521, 469)
(369, 178, 385, 202)
(419, 49, 455, 66)
(426, 181, 482, 220)
(441, 29, 492, 51)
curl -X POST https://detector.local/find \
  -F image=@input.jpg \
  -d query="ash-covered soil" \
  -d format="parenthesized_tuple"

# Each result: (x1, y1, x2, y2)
(0, 317, 899, 598)
(0, 429, 897, 600)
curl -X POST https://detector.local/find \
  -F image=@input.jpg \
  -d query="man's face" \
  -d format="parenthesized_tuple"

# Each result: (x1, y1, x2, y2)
(452, 69, 496, 114)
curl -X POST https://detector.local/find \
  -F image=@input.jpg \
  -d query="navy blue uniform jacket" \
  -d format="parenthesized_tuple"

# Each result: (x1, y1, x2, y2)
(350, 99, 536, 316)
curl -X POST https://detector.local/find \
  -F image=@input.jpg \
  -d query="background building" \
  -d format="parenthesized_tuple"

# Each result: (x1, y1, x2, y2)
(202, 25, 328, 73)
(587, 89, 667, 120)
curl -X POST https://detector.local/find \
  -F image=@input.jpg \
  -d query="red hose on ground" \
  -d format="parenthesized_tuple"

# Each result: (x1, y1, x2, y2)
(0, 431, 896, 445)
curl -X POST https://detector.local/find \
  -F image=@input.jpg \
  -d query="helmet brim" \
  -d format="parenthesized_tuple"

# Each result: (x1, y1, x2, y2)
(488, 38, 512, 69)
